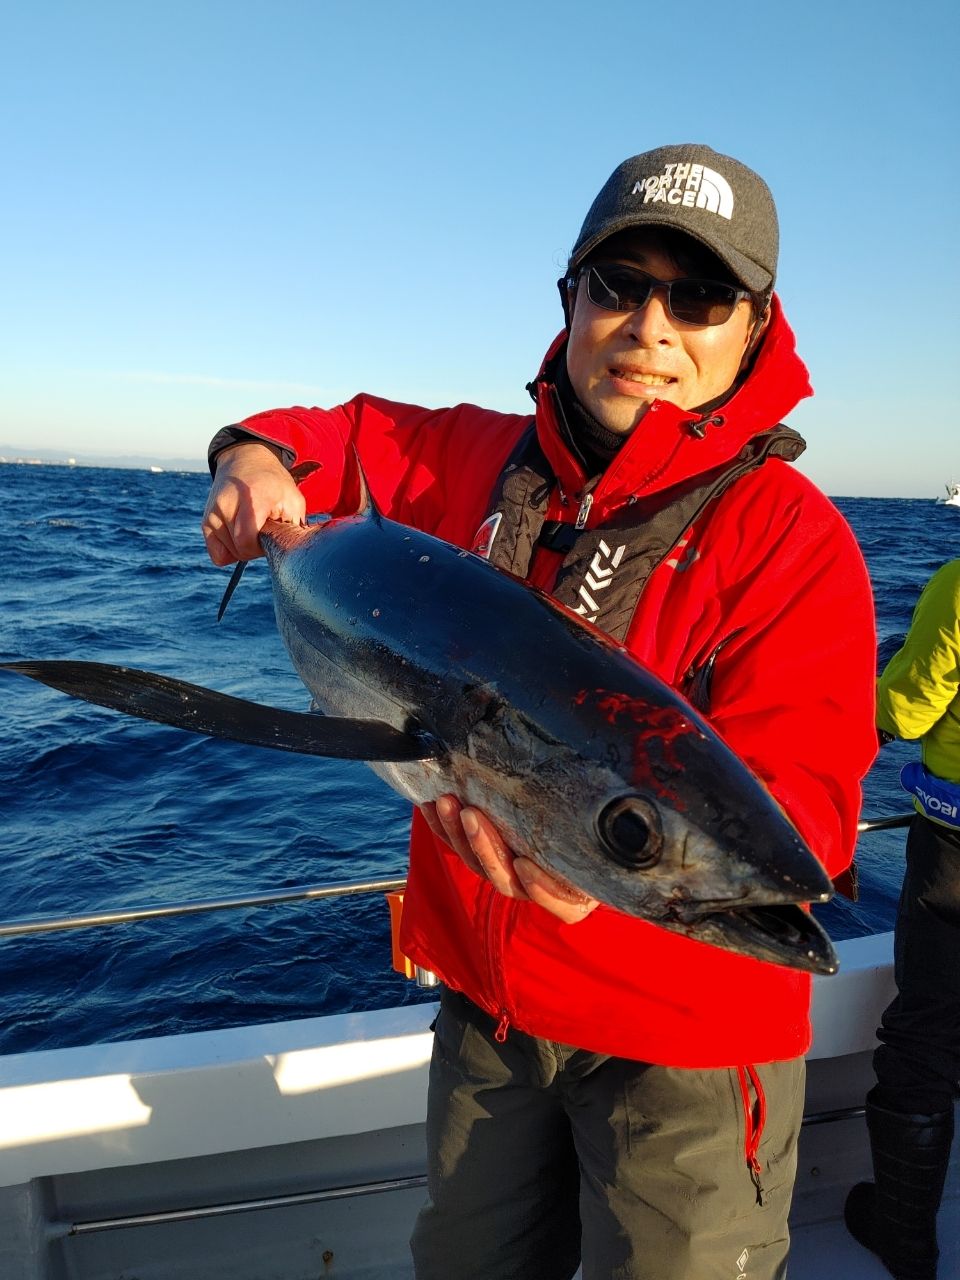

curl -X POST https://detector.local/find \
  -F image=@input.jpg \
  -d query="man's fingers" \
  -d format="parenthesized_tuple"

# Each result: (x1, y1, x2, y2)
(420, 797, 484, 875)
(231, 492, 270, 561)
(200, 503, 243, 566)
(420, 795, 599, 922)
(513, 857, 599, 923)
(419, 798, 481, 870)
(419, 801, 446, 843)
(273, 490, 307, 524)
(434, 796, 484, 870)
(422, 796, 596, 921)
(201, 523, 238, 568)
(461, 808, 529, 899)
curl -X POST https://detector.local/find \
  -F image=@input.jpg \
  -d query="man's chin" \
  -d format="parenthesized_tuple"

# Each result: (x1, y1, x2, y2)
(594, 396, 658, 437)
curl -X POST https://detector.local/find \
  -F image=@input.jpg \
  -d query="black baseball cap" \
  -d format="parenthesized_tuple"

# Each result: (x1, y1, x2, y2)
(569, 144, 779, 294)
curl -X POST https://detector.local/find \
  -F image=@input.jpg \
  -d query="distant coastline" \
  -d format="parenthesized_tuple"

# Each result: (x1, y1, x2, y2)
(0, 444, 206, 472)
(0, 450, 949, 500)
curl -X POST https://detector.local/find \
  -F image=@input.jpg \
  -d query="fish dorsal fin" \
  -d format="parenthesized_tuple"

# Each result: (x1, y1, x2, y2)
(351, 448, 382, 522)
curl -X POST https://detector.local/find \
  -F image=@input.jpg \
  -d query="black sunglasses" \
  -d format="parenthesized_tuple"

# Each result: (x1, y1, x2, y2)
(575, 261, 753, 327)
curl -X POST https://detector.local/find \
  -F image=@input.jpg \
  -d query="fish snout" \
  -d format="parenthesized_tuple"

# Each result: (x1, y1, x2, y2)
(737, 825, 834, 908)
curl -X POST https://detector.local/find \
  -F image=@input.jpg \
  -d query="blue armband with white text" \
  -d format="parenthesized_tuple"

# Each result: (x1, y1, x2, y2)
(900, 761, 960, 828)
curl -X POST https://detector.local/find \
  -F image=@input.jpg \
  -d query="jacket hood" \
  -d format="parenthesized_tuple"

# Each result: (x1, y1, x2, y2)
(532, 294, 812, 510)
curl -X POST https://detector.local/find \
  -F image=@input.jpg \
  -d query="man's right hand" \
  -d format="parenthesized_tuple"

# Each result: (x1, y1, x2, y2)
(201, 441, 307, 566)
(420, 795, 599, 924)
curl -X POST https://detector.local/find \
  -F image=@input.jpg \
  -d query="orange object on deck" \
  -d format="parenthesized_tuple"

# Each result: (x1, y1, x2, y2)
(385, 890, 417, 979)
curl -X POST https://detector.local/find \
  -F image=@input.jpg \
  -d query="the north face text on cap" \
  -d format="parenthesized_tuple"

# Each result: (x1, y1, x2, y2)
(632, 163, 734, 220)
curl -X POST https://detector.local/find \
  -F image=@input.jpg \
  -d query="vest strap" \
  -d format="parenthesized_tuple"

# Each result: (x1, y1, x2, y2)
(474, 415, 806, 647)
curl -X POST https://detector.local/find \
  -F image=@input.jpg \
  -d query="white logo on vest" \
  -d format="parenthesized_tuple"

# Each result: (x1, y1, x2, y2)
(573, 540, 626, 622)
(632, 163, 735, 220)
(470, 513, 502, 561)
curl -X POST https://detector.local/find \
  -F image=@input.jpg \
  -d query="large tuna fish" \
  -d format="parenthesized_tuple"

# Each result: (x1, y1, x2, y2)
(1, 481, 838, 974)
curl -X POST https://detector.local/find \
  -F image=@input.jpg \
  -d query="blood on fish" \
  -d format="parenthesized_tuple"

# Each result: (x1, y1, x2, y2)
(575, 689, 698, 805)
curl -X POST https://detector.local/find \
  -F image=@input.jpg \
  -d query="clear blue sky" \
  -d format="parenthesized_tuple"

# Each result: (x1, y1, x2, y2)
(1, 0, 956, 496)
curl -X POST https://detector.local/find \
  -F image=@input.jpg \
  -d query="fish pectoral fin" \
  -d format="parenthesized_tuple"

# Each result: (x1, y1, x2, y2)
(1, 661, 438, 762)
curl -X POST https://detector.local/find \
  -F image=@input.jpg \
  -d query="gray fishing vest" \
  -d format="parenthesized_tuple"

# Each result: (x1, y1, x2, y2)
(473, 420, 806, 698)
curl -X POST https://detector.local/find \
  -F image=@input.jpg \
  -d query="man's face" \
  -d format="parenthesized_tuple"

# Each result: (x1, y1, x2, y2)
(565, 232, 756, 436)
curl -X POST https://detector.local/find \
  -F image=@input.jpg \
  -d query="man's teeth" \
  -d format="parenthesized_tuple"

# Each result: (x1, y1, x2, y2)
(614, 371, 673, 385)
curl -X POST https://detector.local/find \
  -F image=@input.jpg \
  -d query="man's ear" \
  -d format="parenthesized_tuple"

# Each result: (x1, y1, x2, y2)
(745, 303, 771, 356)
(557, 275, 576, 329)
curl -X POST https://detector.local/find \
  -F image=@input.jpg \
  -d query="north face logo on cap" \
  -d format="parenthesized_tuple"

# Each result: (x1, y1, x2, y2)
(632, 163, 734, 219)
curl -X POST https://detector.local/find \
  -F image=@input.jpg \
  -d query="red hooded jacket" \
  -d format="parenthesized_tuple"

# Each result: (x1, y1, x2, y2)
(231, 299, 877, 1067)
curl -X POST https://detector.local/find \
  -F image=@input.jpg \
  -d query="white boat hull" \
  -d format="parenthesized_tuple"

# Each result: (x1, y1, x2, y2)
(1, 931, 957, 1278)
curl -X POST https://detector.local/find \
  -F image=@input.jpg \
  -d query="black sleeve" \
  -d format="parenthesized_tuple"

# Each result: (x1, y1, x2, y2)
(207, 426, 296, 476)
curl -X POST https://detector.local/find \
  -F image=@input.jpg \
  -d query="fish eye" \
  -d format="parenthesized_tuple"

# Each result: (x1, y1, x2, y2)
(597, 795, 663, 870)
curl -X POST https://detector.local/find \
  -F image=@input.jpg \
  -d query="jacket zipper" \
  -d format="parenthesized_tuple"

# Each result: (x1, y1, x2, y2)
(575, 491, 594, 529)
(483, 885, 512, 1042)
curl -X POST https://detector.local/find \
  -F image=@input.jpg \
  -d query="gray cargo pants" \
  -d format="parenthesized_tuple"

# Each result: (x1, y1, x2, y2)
(411, 988, 804, 1280)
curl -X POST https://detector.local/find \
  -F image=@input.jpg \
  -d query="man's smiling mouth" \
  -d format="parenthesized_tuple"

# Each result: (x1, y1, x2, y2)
(610, 368, 676, 387)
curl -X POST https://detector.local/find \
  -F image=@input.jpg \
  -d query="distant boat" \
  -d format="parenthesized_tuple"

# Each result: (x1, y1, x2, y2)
(936, 481, 960, 507)
(149, 465, 165, 474)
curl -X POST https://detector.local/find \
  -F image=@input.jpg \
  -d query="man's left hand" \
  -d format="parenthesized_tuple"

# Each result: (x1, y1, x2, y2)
(420, 795, 600, 925)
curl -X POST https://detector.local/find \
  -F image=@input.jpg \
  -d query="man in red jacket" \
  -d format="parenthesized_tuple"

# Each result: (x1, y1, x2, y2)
(202, 144, 877, 1279)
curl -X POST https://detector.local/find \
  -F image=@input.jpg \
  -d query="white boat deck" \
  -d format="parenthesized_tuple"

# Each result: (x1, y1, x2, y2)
(1, 931, 957, 1279)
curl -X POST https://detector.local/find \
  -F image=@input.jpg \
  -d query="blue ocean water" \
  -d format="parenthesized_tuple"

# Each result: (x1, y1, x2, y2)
(0, 464, 955, 1056)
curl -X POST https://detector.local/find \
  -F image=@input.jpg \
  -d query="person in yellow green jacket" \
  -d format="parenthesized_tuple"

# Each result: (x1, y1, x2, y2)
(846, 557, 960, 1280)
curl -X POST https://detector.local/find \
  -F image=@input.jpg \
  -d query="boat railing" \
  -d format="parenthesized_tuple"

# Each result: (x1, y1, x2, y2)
(0, 875, 407, 938)
(0, 814, 914, 941)
(856, 814, 913, 832)
(50, 1176, 432, 1241)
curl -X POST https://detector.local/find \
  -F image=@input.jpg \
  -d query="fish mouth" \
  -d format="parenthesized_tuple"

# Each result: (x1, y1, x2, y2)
(673, 902, 838, 975)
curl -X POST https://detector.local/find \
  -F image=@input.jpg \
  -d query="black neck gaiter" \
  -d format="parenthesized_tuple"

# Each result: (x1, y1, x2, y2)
(554, 360, 626, 479)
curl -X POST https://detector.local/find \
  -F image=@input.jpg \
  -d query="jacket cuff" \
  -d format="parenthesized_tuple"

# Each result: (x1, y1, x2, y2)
(208, 426, 296, 476)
